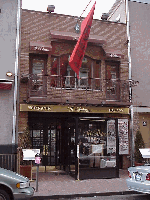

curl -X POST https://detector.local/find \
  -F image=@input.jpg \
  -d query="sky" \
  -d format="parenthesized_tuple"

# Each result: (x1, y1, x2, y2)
(22, 0, 116, 20)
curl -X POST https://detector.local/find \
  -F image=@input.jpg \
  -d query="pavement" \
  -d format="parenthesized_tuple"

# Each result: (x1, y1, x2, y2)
(29, 168, 138, 199)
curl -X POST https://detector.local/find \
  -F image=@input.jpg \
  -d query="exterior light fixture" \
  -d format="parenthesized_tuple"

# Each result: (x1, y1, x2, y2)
(47, 5, 55, 13)
(6, 71, 13, 77)
(75, 18, 80, 34)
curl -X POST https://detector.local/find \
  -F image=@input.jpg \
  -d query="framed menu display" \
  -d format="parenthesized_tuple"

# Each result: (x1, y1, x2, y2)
(107, 120, 116, 154)
(118, 119, 129, 154)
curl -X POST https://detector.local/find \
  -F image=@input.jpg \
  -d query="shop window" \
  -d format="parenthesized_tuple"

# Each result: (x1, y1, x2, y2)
(78, 119, 117, 169)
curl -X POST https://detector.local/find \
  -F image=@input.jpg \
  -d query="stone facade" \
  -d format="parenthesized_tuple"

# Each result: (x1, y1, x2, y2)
(0, 0, 21, 154)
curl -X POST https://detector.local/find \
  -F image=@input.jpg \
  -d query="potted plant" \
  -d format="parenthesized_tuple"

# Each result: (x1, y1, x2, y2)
(134, 130, 145, 166)
(20, 74, 29, 83)
(18, 126, 32, 178)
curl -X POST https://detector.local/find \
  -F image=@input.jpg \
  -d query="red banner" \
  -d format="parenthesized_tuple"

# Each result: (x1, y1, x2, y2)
(69, 1, 96, 79)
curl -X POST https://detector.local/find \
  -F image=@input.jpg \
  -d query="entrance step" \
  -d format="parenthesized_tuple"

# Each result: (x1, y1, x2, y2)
(32, 166, 67, 175)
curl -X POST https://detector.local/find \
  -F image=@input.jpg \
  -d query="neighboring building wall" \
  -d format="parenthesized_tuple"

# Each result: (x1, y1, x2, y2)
(133, 112, 140, 137)
(0, 90, 14, 145)
(108, 0, 126, 23)
(0, 0, 18, 153)
(139, 113, 150, 148)
(129, 1, 150, 107)
(0, 0, 17, 79)
(109, 1, 150, 107)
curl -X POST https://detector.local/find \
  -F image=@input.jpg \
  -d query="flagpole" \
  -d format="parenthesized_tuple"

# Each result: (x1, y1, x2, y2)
(80, 0, 93, 18)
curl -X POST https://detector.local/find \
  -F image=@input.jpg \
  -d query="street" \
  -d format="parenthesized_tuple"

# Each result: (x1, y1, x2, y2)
(70, 194, 150, 200)
(31, 193, 150, 200)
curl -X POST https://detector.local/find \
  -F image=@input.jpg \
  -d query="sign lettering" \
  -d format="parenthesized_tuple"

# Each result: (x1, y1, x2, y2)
(30, 46, 50, 52)
(67, 106, 90, 113)
(109, 108, 124, 113)
(28, 105, 51, 111)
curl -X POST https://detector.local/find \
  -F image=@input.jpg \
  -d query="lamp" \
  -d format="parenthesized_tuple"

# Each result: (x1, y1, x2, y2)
(6, 71, 13, 77)
(74, 18, 80, 34)
(47, 5, 55, 13)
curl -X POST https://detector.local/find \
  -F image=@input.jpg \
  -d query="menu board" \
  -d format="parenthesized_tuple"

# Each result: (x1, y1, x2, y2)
(107, 120, 116, 154)
(118, 119, 129, 154)
(22, 149, 40, 160)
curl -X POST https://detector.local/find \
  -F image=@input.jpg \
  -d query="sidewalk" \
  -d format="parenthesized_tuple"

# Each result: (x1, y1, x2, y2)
(30, 169, 137, 199)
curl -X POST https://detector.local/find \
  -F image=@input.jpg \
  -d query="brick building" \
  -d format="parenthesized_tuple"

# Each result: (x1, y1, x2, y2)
(19, 7, 130, 179)
(108, 0, 150, 165)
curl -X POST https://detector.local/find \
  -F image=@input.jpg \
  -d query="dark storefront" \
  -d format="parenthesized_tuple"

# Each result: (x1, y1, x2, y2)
(20, 104, 129, 180)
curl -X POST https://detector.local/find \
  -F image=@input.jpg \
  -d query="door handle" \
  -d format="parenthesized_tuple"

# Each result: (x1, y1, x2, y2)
(43, 145, 48, 155)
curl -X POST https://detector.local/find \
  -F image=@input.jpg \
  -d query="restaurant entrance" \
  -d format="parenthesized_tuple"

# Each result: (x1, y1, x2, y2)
(28, 112, 121, 179)
(28, 113, 76, 172)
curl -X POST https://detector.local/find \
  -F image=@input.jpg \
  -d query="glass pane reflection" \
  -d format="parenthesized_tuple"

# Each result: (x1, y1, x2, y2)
(78, 119, 116, 169)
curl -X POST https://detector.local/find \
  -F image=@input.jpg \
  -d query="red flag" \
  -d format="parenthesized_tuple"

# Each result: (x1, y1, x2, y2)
(69, 1, 96, 79)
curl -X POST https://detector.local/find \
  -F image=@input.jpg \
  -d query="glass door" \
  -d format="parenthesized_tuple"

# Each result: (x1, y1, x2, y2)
(47, 120, 61, 166)
(30, 118, 61, 167)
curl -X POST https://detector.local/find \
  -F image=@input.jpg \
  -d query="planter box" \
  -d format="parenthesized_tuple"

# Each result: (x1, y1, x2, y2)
(134, 162, 144, 166)
(20, 165, 31, 178)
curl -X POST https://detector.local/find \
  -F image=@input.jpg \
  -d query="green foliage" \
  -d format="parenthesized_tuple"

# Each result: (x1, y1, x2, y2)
(18, 126, 32, 149)
(18, 126, 32, 165)
(134, 130, 145, 163)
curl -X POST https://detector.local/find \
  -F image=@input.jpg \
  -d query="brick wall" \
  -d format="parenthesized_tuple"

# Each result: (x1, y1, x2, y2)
(19, 9, 129, 134)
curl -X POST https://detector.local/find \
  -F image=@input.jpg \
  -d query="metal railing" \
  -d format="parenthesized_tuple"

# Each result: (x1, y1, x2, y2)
(27, 74, 130, 102)
(0, 154, 17, 172)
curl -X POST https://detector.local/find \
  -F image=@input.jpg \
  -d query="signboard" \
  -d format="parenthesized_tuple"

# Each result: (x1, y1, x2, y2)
(20, 104, 129, 114)
(139, 148, 150, 158)
(35, 155, 41, 164)
(107, 120, 116, 154)
(30, 41, 52, 52)
(118, 119, 129, 154)
(22, 149, 40, 160)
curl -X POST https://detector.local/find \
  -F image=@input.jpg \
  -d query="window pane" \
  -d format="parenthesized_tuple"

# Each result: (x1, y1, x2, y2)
(51, 57, 58, 75)
(78, 119, 116, 169)
(33, 130, 40, 137)
(32, 59, 44, 74)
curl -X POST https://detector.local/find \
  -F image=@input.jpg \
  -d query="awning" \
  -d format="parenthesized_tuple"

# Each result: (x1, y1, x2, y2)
(50, 30, 106, 45)
(30, 41, 52, 52)
(0, 81, 13, 90)
(104, 48, 124, 59)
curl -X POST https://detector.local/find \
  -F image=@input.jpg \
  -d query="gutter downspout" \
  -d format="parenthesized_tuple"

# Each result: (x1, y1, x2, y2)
(126, 0, 134, 167)
(12, 0, 21, 150)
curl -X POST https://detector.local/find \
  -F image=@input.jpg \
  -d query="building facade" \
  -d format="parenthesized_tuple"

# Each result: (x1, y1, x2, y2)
(0, 0, 21, 167)
(19, 7, 131, 179)
(108, 0, 150, 164)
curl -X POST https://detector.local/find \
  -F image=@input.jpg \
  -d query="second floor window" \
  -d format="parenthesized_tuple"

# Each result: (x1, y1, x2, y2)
(29, 54, 47, 93)
(105, 61, 120, 99)
(50, 54, 101, 90)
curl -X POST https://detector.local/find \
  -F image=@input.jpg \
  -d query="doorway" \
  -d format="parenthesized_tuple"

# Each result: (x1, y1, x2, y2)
(29, 117, 61, 167)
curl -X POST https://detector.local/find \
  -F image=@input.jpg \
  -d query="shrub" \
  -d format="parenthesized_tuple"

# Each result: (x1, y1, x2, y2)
(134, 130, 145, 163)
